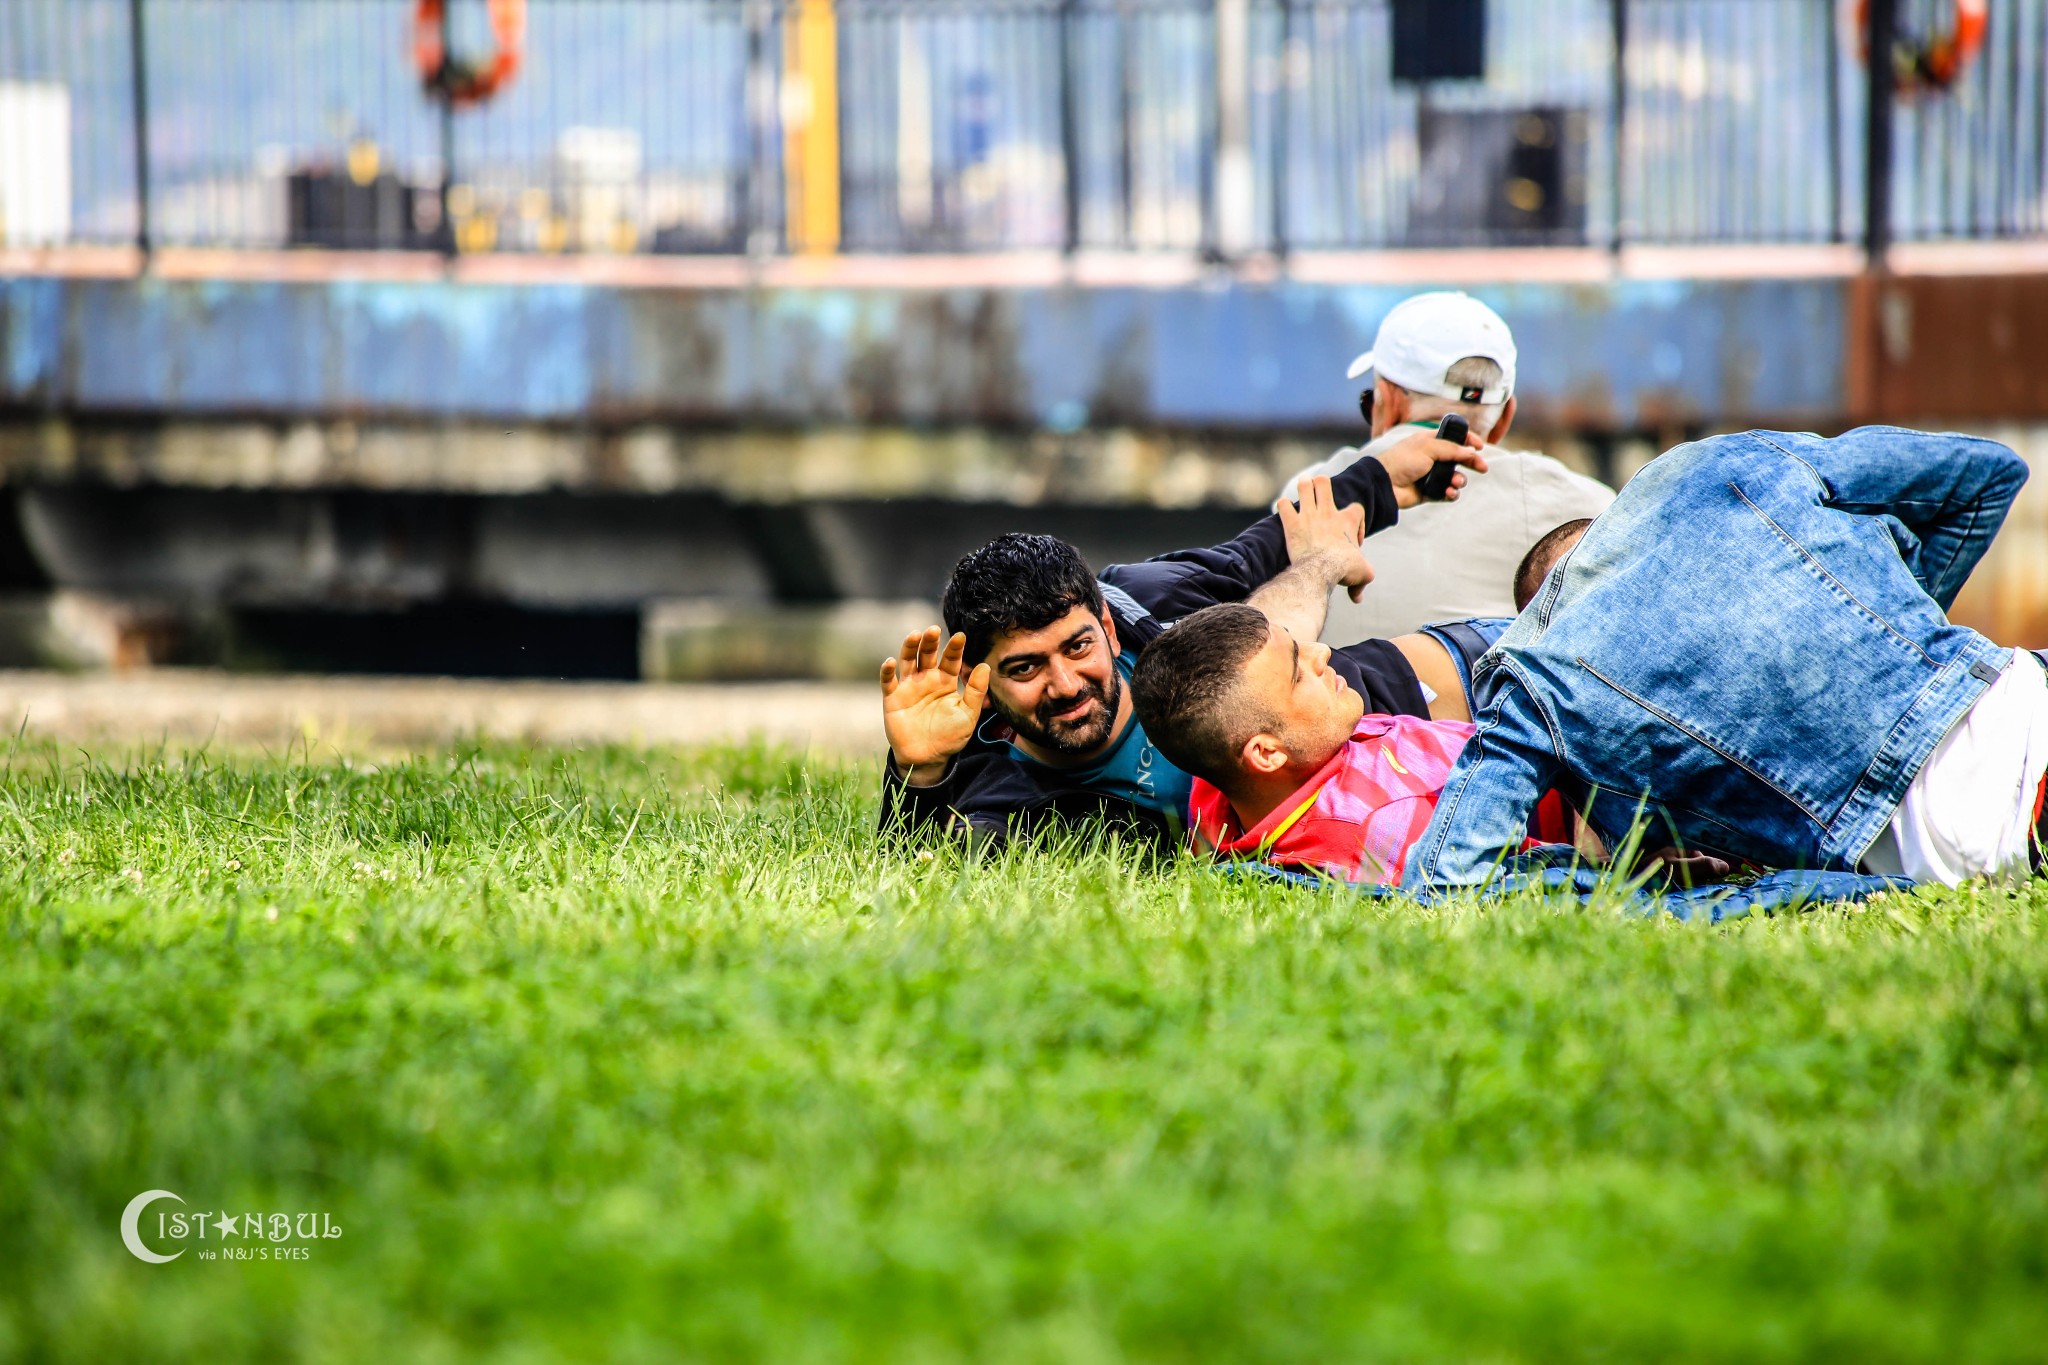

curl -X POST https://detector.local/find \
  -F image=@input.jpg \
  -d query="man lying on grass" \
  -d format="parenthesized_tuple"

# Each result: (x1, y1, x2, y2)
(1133, 427, 2044, 894)
(1409, 425, 2045, 892)
(1130, 602, 1491, 883)
(878, 425, 1525, 848)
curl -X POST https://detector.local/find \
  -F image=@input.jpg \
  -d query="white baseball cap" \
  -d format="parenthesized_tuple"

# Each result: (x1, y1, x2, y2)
(1346, 291, 1517, 405)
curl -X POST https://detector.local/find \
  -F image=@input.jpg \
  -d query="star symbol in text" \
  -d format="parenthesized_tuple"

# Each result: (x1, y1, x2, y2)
(214, 1213, 239, 1236)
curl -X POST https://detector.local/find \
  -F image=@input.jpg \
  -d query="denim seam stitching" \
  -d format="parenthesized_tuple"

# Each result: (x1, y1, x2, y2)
(1411, 664, 1563, 881)
(1727, 481, 1935, 666)
(1515, 661, 1572, 760)
(1925, 500, 1981, 602)
(1575, 656, 1831, 828)
(1532, 543, 1577, 628)
(1766, 439, 1829, 497)
(1768, 430, 2009, 610)
(1835, 653, 1997, 860)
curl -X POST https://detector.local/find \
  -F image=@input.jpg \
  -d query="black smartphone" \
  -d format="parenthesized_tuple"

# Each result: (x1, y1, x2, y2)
(1417, 413, 1469, 501)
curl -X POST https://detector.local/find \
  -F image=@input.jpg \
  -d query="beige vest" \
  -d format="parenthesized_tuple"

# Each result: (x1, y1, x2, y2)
(1276, 426, 1616, 644)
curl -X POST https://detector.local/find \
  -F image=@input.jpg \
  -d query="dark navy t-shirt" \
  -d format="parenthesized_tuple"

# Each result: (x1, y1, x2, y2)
(1005, 649, 1195, 829)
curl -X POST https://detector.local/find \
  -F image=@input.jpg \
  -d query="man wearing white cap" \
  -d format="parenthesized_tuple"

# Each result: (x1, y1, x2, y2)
(1276, 291, 1615, 642)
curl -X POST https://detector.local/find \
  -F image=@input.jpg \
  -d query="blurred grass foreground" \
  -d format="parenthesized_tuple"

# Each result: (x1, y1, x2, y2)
(3, 740, 2047, 1363)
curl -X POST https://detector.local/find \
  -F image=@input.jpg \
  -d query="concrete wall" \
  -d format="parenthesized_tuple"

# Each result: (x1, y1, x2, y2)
(7, 261, 2048, 666)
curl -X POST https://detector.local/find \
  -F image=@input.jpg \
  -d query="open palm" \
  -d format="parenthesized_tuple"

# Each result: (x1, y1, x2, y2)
(880, 626, 992, 772)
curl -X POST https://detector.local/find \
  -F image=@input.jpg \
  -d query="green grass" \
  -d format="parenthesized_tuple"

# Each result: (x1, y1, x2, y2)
(3, 739, 2047, 1363)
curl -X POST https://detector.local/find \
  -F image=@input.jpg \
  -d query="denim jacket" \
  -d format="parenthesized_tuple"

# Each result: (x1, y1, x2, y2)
(1404, 427, 2029, 893)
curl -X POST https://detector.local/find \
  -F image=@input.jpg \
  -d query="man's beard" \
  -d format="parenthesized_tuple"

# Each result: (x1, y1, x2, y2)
(1005, 667, 1123, 756)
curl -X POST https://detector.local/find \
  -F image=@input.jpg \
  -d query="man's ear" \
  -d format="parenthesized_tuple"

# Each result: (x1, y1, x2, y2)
(1371, 376, 1407, 437)
(1100, 605, 1121, 658)
(1487, 395, 1516, 446)
(1240, 731, 1290, 778)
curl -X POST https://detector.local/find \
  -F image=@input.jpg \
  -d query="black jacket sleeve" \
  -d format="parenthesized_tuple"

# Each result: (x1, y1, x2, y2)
(876, 724, 1180, 852)
(1096, 456, 1399, 624)
(878, 745, 1010, 845)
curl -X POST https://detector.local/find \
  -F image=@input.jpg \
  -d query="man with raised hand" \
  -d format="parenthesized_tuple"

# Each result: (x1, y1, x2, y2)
(1276, 291, 1615, 642)
(877, 421, 1486, 848)
(1129, 602, 1475, 884)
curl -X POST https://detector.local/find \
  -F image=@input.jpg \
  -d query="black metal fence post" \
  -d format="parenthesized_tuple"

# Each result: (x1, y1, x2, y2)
(1825, 0, 1844, 241)
(1059, 0, 1080, 254)
(437, 0, 457, 257)
(740, 0, 766, 253)
(1117, 4, 1134, 248)
(128, 0, 151, 255)
(1609, 0, 1626, 254)
(1863, 0, 1897, 265)
(1272, 0, 1294, 256)
(1198, 0, 1222, 259)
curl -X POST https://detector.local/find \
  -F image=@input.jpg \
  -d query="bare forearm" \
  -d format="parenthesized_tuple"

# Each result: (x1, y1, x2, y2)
(1247, 556, 1344, 642)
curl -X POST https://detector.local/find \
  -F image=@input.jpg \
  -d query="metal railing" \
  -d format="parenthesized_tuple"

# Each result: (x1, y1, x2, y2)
(2, 0, 2044, 257)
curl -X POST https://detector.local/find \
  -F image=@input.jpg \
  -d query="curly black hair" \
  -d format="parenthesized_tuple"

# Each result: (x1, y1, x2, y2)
(941, 533, 1105, 665)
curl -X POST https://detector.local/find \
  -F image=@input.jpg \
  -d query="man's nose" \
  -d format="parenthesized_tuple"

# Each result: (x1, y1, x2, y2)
(1308, 641, 1333, 672)
(1046, 657, 1085, 695)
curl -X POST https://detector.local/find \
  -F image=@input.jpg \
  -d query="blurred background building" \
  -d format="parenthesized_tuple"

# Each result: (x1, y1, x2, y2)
(3, 0, 2047, 678)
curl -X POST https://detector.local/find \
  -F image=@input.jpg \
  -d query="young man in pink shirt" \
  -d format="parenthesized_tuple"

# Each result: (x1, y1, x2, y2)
(1128, 602, 1491, 885)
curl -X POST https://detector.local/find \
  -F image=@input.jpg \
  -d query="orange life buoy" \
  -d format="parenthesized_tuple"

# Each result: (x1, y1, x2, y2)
(414, 0, 526, 107)
(1858, 0, 1988, 94)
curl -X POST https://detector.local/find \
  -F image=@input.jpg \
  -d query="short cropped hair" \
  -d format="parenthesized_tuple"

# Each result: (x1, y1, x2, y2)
(942, 533, 1105, 665)
(1395, 355, 1507, 432)
(1513, 518, 1593, 611)
(1129, 603, 1274, 786)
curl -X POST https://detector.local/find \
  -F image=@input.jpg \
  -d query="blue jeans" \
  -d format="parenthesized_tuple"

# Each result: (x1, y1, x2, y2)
(1405, 427, 2029, 892)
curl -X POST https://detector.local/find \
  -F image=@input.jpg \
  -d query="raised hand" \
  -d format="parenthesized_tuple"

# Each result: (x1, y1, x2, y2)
(1377, 426, 1489, 509)
(1278, 473, 1374, 603)
(879, 625, 992, 783)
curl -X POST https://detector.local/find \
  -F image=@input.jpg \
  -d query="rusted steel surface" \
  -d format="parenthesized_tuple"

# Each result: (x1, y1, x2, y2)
(1946, 424, 2048, 646)
(1857, 273, 2048, 423)
(0, 274, 1849, 433)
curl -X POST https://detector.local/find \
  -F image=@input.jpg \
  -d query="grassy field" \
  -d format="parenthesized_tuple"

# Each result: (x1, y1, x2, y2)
(3, 739, 2046, 1363)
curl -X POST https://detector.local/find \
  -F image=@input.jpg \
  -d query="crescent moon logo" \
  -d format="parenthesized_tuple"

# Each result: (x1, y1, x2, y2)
(120, 1190, 185, 1263)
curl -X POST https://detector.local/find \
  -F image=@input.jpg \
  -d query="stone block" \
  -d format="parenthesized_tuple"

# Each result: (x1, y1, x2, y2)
(0, 592, 221, 670)
(0, 594, 64, 668)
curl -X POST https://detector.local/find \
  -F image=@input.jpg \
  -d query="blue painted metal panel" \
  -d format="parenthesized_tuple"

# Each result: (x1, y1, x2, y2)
(0, 274, 1850, 430)
(0, 279, 64, 402)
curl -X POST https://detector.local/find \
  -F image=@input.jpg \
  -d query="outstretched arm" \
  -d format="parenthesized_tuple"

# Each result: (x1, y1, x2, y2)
(1245, 475, 1374, 643)
(1102, 428, 1487, 624)
(1788, 426, 2028, 611)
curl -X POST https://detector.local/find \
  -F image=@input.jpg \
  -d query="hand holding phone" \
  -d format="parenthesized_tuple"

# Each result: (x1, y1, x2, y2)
(1417, 414, 1470, 501)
